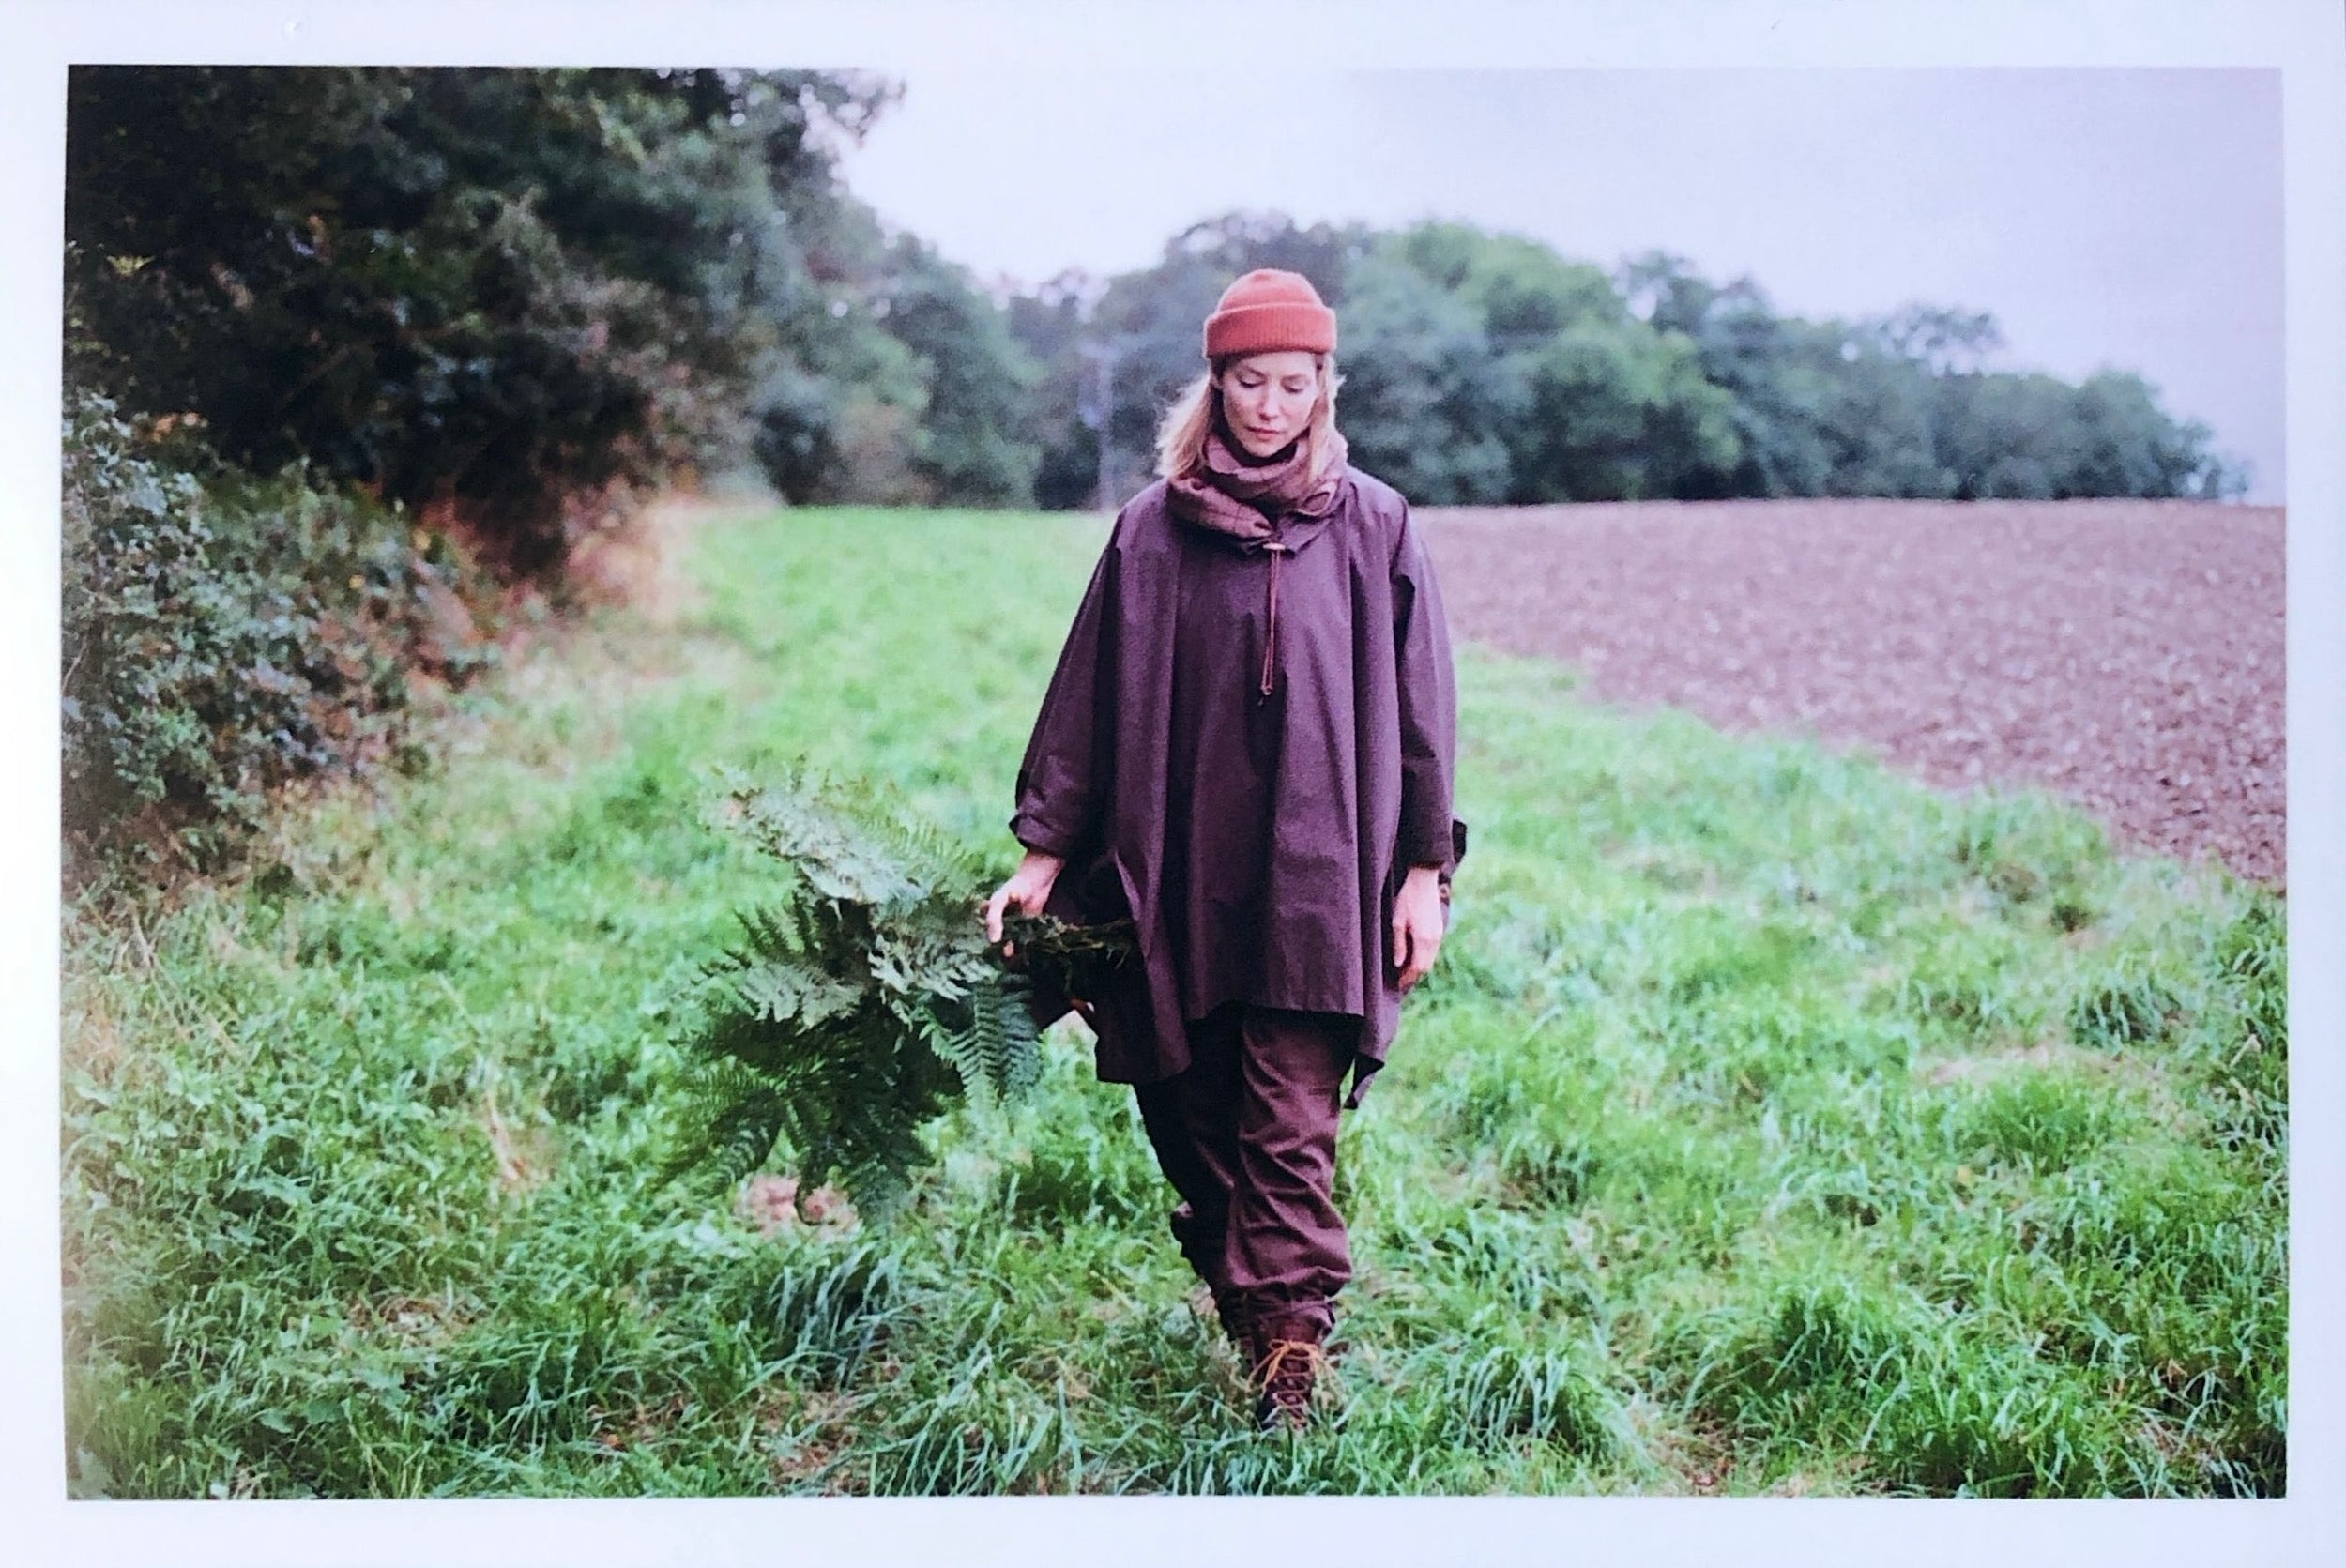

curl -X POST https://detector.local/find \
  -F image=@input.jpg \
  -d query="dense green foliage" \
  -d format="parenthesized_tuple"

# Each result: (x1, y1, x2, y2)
(62, 65, 1046, 869)
(62, 507, 2284, 1498)
(62, 66, 1049, 563)
(664, 764, 1132, 1214)
(60, 384, 500, 875)
(1013, 213, 2248, 508)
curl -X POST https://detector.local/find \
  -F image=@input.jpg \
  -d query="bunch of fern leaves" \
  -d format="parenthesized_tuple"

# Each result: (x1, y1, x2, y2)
(663, 763, 1135, 1218)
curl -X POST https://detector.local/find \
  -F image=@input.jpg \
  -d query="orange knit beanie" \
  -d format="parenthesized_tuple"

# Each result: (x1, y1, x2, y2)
(1202, 268, 1338, 360)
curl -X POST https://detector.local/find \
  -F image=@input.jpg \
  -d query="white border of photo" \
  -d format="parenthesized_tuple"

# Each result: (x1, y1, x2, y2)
(3, 4, 2336, 1565)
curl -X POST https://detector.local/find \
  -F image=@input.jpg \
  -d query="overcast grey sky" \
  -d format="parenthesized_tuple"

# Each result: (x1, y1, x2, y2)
(838, 67, 2283, 502)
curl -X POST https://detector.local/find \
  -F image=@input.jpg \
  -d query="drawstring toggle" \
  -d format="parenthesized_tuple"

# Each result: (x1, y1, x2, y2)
(1257, 540, 1291, 703)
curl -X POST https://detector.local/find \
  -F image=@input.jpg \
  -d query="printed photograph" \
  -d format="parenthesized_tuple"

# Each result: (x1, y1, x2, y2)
(56, 58, 2286, 1500)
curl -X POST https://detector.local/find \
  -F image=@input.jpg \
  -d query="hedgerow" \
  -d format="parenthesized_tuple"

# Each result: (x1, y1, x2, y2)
(62, 385, 500, 878)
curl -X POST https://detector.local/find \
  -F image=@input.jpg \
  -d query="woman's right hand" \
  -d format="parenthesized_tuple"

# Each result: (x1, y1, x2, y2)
(984, 849, 1065, 954)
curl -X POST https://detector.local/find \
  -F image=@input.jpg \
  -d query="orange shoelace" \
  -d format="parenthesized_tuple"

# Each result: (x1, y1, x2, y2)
(1256, 1337, 1329, 1414)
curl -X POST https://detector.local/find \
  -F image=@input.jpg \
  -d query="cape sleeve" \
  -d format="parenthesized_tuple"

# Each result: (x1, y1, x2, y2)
(1392, 502, 1465, 879)
(1009, 520, 1121, 859)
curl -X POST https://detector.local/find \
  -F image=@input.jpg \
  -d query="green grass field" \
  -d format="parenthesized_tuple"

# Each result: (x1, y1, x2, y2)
(60, 506, 2286, 1498)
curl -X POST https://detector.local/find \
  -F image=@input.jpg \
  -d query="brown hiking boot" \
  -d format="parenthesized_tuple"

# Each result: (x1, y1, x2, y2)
(1249, 1315, 1331, 1434)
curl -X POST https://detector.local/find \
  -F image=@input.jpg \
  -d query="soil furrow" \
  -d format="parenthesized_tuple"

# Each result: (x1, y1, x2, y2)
(1421, 498, 2285, 886)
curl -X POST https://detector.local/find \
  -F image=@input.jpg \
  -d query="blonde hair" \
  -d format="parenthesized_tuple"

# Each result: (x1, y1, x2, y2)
(1153, 353, 1344, 482)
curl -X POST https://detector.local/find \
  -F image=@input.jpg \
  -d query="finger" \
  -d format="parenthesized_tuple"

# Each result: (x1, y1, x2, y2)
(1401, 917, 1439, 991)
(984, 888, 1007, 944)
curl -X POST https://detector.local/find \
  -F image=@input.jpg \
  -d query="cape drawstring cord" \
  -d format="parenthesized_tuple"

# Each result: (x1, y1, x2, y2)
(1257, 540, 1290, 703)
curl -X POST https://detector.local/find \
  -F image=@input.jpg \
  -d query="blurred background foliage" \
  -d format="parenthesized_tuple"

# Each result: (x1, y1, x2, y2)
(61, 66, 2249, 876)
(1016, 211, 2246, 510)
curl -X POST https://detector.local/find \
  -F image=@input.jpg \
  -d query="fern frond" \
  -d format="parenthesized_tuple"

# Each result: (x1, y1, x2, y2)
(662, 1057, 788, 1187)
(988, 978, 1044, 1099)
(869, 921, 980, 1001)
(724, 765, 923, 909)
(861, 789, 985, 899)
(661, 759, 1137, 1221)
(726, 955, 867, 1029)
(915, 1002, 988, 1105)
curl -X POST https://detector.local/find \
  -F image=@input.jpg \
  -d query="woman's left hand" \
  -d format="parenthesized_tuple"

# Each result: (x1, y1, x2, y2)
(1393, 865, 1447, 993)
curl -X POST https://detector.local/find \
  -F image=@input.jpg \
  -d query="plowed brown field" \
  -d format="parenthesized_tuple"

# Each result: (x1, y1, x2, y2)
(1420, 498, 2285, 887)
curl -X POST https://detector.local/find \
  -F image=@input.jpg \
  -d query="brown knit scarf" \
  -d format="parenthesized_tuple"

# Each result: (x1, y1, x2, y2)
(1166, 424, 1350, 702)
(1166, 425, 1349, 543)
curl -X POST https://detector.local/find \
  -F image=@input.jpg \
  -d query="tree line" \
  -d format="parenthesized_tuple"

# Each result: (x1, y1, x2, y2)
(1014, 211, 2246, 510)
(62, 66, 2245, 877)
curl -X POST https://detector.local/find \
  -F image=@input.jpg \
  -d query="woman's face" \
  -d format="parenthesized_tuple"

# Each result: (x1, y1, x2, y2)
(1217, 351, 1321, 459)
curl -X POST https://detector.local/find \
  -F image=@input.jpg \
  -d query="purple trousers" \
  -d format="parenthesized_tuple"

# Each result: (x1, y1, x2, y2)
(1131, 1002, 1358, 1335)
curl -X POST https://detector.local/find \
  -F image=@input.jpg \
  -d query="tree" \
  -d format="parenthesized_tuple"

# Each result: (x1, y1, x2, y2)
(1369, 223, 1739, 501)
(1333, 248, 1516, 504)
(1932, 371, 2078, 498)
(2064, 370, 2247, 499)
(873, 235, 1044, 506)
(1816, 327, 1959, 498)
(1871, 301, 2005, 376)
(1687, 279, 1837, 498)
(1006, 271, 1106, 510)
(65, 65, 901, 567)
(1618, 247, 1721, 340)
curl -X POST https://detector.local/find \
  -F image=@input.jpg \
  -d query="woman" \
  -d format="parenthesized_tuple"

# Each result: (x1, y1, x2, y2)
(983, 268, 1465, 1433)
